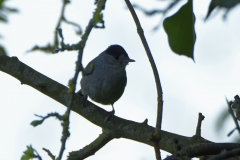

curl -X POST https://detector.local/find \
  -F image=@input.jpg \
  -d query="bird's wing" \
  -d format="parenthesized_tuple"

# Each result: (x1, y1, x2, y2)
(82, 61, 94, 76)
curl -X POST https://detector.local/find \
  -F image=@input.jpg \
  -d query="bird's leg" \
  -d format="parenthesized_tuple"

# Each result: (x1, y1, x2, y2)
(77, 89, 88, 107)
(105, 104, 115, 122)
(80, 95, 88, 107)
(111, 104, 115, 115)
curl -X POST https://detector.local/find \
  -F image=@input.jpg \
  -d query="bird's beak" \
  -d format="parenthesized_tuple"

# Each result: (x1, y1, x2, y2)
(124, 58, 135, 63)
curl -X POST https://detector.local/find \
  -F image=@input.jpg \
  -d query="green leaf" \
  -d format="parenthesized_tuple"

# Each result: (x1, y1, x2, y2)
(0, 0, 4, 8)
(28, 44, 54, 53)
(163, 0, 196, 60)
(30, 120, 43, 127)
(4, 7, 19, 13)
(0, 14, 7, 23)
(205, 0, 240, 20)
(0, 45, 7, 55)
(21, 145, 36, 160)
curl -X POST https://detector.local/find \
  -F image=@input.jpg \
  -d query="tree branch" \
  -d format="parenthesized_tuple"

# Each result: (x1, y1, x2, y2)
(164, 143, 240, 160)
(206, 148, 240, 160)
(195, 113, 205, 137)
(68, 131, 115, 160)
(56, 0, 107, 159)
(1, 55, 240, 158)
(229, 96, 240, 136)
(124, 0, 163, 159)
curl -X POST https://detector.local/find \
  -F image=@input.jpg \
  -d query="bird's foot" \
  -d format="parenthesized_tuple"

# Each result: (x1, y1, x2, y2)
(80, 95, 88, 107)
(104, 110, 115, 122)
(77, 89, 88, 107)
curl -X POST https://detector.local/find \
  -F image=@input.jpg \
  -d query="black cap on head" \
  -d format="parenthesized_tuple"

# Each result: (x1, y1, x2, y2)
(105, 44, 129, 59)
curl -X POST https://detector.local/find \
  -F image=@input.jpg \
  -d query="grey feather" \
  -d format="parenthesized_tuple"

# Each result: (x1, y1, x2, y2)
(80, 44, 134, 107)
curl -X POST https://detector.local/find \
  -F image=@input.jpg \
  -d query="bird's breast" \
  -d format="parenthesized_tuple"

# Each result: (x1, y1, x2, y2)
(81, 65, 127, 105)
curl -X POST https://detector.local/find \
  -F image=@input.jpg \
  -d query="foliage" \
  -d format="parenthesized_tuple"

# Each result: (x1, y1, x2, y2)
(0, 0, 18, 55)
(163, 0, 196, 60)
(21, 145, 42, 160)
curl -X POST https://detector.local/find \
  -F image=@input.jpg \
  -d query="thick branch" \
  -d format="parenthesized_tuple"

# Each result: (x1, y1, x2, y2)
(165, 142, 240, 160)
(206, 148, 240, 160)
(1, 55, 240, 158)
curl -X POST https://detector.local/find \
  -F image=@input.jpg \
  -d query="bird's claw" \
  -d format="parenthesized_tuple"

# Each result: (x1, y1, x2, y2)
(104, 110, 115, 122)
(80, 95, 88, 107)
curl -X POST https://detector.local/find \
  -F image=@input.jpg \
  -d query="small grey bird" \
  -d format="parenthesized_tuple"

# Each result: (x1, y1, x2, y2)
(80, 44, 135, 119)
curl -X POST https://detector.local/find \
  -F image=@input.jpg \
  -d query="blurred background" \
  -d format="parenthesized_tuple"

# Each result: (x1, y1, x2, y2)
(1, 0, 240, 159)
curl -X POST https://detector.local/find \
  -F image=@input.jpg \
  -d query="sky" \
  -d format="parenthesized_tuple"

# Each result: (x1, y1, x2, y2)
(1, 0, 240, 159)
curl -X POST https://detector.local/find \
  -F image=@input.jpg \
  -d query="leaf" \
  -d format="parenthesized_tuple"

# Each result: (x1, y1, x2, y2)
(0, 0, 4, 8)
(163, 0, 196, 60)
(27, 44, 55, 53)
(205, 0, 240, 20)
(0, 45, 7, 55)
(30, 120, 43, 127)
(21, 145, 36, 160)
(4, 7, 19, 13)
(0, 13, 7, 23)
(215, 108, 230, 131)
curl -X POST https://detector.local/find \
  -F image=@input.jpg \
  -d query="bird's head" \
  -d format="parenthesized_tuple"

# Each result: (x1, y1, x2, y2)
(103, 44, 135, 67)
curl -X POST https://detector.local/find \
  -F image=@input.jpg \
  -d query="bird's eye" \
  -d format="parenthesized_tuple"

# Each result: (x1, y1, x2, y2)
(114, 56, 119, 60)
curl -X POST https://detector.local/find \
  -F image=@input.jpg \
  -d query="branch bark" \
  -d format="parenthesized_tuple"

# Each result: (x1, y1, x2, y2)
(68, 131, 115, 160)
(124, 0, 163, 159)
(1, 55, 240, 158)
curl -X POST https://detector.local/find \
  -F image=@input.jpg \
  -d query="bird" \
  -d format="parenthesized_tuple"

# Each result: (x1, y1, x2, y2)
(80, 44, 135, 120)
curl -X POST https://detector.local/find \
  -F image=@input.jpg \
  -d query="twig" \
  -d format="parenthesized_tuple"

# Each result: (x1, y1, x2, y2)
(226, 97, 240, 137)
(206, 148, 240, 160)
(53, 0, 82, 46)
(55, 0, 82, 42)
(195, 113, 205, 136)
(63, 17, 82, 35)
(28, 0, 70, 53)
(43, 148, 55, 160)
(124, 0, 163, 159)
(67, 131, 114, 160)
(30, 113, 62, 127)
(133, 0, 179, 16)
(54, 0, 70, 47)
(28, 0, 82, 53)
(133, 0, 180, 31)
(56, 1, 107, 159)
